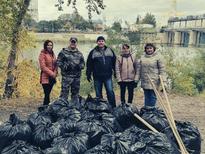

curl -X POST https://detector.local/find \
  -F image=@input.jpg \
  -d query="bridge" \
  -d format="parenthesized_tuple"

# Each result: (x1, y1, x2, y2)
(162, 15, 205, 46)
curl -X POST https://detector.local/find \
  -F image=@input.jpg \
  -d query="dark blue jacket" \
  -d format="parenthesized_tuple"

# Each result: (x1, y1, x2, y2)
(86, 45, 116, 78)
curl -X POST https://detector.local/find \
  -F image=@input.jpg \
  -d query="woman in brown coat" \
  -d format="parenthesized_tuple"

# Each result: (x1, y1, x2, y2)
(115, 43, 138, 104)
(39, 40, 58, 105)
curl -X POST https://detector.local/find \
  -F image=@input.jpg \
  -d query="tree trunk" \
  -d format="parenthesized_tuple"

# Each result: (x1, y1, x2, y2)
(4, 37, 18, 98)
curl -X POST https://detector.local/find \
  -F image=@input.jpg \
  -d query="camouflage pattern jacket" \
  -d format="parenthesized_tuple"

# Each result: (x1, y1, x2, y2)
(56, 46, 85, 77)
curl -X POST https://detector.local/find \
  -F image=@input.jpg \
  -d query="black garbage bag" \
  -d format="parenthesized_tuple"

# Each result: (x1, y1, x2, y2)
(94, 112, 123, 133)
(80, 108, 95, 120)
(139, 106, 169, 132)
(113, 102, 140, 130)
(69, 95, 86, 110)
(44, 132, 90, 154)
(57, 118, 76, 133)
(32, 121, 66, 149)
(49, 97, 71, 121)
(163, 120, 201, 154)
(84, 144, 113, 154)
(57, 108, 81, 122)
(27, 106, 54, 130)
(0, 114, 32, 153)
(75, 119, 109, 148)
(1, 140, 42, 154)
(100, 132, 133, 154)
(124, 126, 180, 154)
(85, 94, 113, 113)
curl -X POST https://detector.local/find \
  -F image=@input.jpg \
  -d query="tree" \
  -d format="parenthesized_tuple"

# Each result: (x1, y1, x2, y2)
(141, 12, 156, 27)
(111, 18, 122, 32)
(0, 0, 35, 98)
(64, 21, 71, 30)
(55, 0, 106, 20)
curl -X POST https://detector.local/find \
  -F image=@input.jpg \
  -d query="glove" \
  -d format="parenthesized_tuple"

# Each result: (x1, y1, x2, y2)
(64, 65, 73, 71)
(75, 65, 81, 71)
(87, 75, 92, 82)
(134, 82, 138, 88)
(118, 82, 122, 86)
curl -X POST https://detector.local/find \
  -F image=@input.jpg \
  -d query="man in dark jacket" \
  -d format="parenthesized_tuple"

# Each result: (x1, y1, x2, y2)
(86, 36, 116, 108)
(57, 37, 85, 100)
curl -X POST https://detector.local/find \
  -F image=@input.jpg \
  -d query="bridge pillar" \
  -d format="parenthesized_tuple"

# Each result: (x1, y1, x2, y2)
(174, 31, 181, 45)
(196, 31, 201, 45)
(189, 30, 197, 45)
(162, 31, 169, 44)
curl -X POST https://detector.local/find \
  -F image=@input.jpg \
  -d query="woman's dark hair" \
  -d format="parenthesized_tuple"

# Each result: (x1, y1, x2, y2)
(44, 40, 53, 51)
(122, 43, 130, 49)
(144, 43, 156, 52)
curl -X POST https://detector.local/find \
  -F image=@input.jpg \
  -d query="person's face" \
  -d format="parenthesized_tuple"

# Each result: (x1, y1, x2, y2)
(146, 46, 154, 55)
(69, 41, 77, 49)
(47, 42, 53, 51)
(122, 46, 130, 54)
(97, 40, 105, 48)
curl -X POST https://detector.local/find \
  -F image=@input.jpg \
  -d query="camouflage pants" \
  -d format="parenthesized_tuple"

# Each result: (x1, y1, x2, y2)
(60, 75, 80, 99)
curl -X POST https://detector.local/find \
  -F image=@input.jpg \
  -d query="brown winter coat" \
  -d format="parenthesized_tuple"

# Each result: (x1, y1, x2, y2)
(39, 49, 58, 84)
(135, 51, 166, 90)
(115, 51, 138, 82)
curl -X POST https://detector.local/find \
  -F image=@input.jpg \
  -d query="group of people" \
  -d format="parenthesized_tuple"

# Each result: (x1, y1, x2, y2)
(38, 36, 167, 108)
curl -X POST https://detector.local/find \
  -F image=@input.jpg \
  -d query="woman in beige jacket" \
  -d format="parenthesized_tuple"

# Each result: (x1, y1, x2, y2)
(135, 43, 167, 106)
(116, 43, 138, 104)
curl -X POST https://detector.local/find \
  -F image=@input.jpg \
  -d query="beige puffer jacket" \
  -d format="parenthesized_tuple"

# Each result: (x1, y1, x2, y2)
(115, 51, 138, 82)
(135, 51, 167, 90)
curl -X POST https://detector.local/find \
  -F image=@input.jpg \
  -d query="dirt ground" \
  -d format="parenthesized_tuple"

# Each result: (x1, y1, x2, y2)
(0, 92, 204, 153)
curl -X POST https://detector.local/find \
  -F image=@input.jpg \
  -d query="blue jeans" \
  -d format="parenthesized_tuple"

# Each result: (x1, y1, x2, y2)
(143, 89, 157, 106)
(94, 76, 116, 108)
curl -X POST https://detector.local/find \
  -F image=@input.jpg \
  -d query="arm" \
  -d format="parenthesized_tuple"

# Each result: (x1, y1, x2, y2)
(39, 53, 54, 77)
(79, 53, 85, 70)
(135, 59, 141, 82)
(86, 50, 93, 76)
(56, 51, 65, 70)
(54, 54, 58, 76)
(133, 55, 138, 74)
(115, 56, 122, 82)
(111, 49, 116, 77)
(158, 55, 167, 82)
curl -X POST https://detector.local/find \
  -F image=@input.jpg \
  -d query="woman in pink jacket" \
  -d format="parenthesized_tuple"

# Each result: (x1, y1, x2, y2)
(115, 43, 138, 104)
(39, 40, 58, 105)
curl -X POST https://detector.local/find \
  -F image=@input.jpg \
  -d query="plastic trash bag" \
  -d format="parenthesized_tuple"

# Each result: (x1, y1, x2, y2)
(44, 132, 90, 154)
(124, 126, 180, 154)
(100, 132, 133, 154)
(85, 94, 113, 113)
(80, 108, 95, 120)
(163, 120, 201, 154)
(1, 140, 42, 154)
(139, 106, 169, 132)
(27, 106, 53, 130)
(0, 114, 32, 153)
(75, 119, 109, 148)
(69, 95, 86, 110)
(94, 112, 123, 133)
(84, 144, 113, 154)
(32, 121, 66, 149)
(113, 102, 140, 130)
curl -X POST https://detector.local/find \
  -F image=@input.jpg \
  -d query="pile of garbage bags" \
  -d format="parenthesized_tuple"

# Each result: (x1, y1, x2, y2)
(0, 95, 201, 154)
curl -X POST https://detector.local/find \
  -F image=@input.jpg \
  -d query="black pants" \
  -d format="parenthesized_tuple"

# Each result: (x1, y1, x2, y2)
(120, 81, 134, 103)
(42, 84, 54, 105)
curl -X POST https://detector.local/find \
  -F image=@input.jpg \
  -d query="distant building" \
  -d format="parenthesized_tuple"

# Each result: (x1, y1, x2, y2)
(129, 24, 154, 31)
(86, 20, 103, 31)
(28, 0, 39, 22)
(161, 0, 183, 26)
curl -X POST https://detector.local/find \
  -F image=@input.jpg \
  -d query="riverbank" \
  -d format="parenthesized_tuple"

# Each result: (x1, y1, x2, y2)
(34, 32, 108, 43)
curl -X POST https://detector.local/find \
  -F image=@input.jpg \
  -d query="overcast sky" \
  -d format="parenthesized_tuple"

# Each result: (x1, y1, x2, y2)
(38, 0, 205, 27)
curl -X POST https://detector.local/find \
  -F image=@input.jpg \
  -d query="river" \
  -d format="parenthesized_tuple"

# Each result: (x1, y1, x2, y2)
(23, 43, 199, 62)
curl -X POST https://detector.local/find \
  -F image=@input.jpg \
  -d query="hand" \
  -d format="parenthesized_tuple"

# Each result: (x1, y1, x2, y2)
(134, 82, 138, 88)
(52, 74, 57, 78)
(164, 83, 168, 90)
(75, 65, 81, 71)
(87, 75, 92, 82)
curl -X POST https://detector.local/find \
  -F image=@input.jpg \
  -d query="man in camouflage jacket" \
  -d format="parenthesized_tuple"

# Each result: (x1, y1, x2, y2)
(56, 37, 85, 100)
